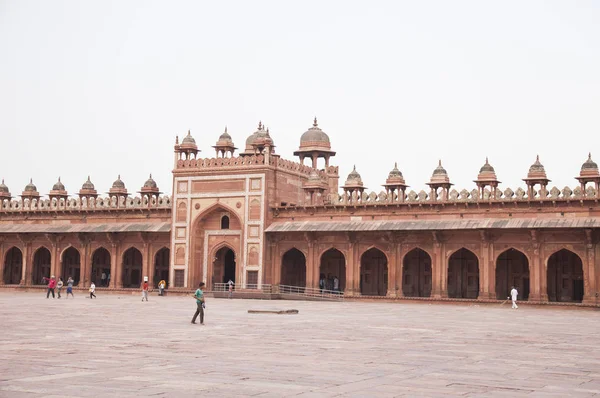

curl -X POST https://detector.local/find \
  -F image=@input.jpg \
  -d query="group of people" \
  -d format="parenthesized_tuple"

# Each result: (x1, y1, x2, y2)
(42, 275, 75, 299)
(99, 272, 111, 287)
(319, 274, 340, 293)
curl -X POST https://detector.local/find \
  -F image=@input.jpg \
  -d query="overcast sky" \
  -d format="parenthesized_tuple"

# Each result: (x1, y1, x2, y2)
(1, 1, 599, 197)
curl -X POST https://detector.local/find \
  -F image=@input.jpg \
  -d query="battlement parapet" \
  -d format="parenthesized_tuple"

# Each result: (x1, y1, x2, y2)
(0, 195, 171, 213)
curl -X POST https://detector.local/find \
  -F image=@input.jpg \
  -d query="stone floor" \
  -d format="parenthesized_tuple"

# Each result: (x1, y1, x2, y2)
(2, 292, 600, 398)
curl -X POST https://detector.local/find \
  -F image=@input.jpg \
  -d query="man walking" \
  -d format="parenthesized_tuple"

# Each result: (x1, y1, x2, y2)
(191, 282, 205, 325)
(45, 275, 57, 298)
(510, 286, 519, 309)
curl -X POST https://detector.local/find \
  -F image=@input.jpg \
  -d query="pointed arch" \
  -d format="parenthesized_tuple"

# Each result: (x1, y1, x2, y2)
(402, 247, 432, 297)
(176, 201, 187, 223)
(320, 248, 346, 292)
(32, 246, 51, 285)
(154, 247, 170, 287)
(360, 247, 388, 296)
(211, 244, 237, 288)
(495, 248, 530, 300)
(62, 247, 81, 286)
(281, 248, 306, 288)
(122, 247, 143, 288)
(448, 248, 479, 299)
(547, 249, 584, 302)
(91, 247, 111, 286)
(193, 202, 242, 230)
(3, 246, 23, 285)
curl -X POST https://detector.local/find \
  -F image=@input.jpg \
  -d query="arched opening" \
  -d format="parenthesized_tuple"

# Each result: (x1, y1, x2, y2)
(402, 248, 432, 297)
(360, 248, 388, 296)
(213, 246, 236, 288)
(122, 247, 143, 288)
(32, 247, 51, 285)
(154, 248, 170, 287)
(221, 215, 230, 230)
(320, 248, 346, 292)
(3, 247, 23, 284)
(496, 249, 529, 300)
(447, 248, 479, 299)
(547, 249, 584, 302)
(92, 248, 111, 287)
(281, 248, 306, 287)
(62, 247, 81, 286)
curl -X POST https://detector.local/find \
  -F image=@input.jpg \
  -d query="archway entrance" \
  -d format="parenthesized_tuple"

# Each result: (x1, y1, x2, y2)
(32, 247, 51, 285)
(92, 248, 111, 287)
(213, 247, 236, 289)
(281, 248, 306, 287)
(448, 248, 479, 299)
(3, 247, 23, 284)
(360, 248, 388, 296)
(547, 249, 584, 302)
(62, 247, 81, 286)
(122, 247, 143, 288)
(496, 249, 529, 300)
(402, 248, 432, 297)
(154, 248, 170, 288)
(320, 248, 346, 292)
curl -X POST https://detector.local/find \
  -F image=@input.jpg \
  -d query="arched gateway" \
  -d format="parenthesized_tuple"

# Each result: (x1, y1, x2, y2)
(281, 248, 306, 287)
(62, 247, 81, 286)
(547, 249, 584, 302)
(320, 248, 346, 292)
(213, 246, 236, 287)
(402, 248, 432, 297)
(3, 247, 23, 285)
(32, 247, 51, 285)
(360, 248, 387, 296)
(447, 248, 479, 299)
(496, 249, 529, 300)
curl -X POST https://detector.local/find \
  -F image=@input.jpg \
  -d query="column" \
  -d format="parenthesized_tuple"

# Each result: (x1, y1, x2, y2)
(306, 240, 315, 289)
(22, 242, 31, 286)
(529, 231, 543, 301)
(488, 242, 496, 299)
(81, 241, 90, 287)
(387, 240, 398, 297)
(396, 243, 405, 297)
(142, 242, 150, 286)
(345, 235, 357, 295)
(0, 239, 5, 285)
(431, 237, 444, 298)
(584, 230, 596, 304)
(113, 244, 122, 288)
(479, 231, 492, 299)
(49, 241, 58, 280)
(268, 240, 277, 286)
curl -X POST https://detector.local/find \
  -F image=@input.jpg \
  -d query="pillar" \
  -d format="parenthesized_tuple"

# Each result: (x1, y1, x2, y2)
(488, 242, 496, 299)
(306, 241, 316, 289)
(584, 230, 596, 304)
(387, 240, 398, 297)
(81, 242, 91, 287)
(396, 243, 405, 297)
(0, 239, 5, 285)
(113, 244, 122, 288)
(142, 243, 150, 287)
(268, 240, 277, 286)
(22, 242, 30, 286)
(479, 232, 492, 299)
(529, 232, 543, 301)
(345, 236, 358, 295)
(431, 239, 444, 298)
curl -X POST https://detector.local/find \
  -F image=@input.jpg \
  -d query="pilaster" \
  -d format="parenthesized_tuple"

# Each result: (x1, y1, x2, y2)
(0, 237, 5, 285)
(529, 230, 544, 302)
(583, 229, 596, 304)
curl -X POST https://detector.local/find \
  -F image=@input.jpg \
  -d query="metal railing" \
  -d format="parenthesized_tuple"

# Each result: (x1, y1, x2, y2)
(211, 283, 344, 301)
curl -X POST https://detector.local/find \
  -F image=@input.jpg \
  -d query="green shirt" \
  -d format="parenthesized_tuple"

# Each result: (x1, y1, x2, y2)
(195, 289, 204, 304)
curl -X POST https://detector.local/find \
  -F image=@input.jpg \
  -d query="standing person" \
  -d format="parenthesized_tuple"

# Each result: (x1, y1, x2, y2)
(101, 272, 107, 287)
(191, 282, 205, 325)
(142, 279, 149, 302)
(107, 273, 111, 287)
(333, 276, 340, 293)
(89, 282, 96, 299)
(158, 280, 166, 296)
(44, 275, 57, 298)
(227, 279, 234, 299)
(510, 286, 519, 309)
(66, 277, 75, 298)
(56, 277, 64, 299)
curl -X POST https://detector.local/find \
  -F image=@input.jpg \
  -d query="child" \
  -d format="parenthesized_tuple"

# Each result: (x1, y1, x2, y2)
(142, 280, 149, 301)
(89, 282, 96, 299)
(66, 277, 74, 298)
(56, 277, 64, 299)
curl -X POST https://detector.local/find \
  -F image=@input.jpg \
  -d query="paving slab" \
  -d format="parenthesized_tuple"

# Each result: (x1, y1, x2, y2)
(2, 292, 600, 397)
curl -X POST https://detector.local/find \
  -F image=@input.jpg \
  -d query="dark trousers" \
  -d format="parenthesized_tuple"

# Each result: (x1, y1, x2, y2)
(90, 292, 96, 299)
(192, 302, 204, 324)
(46, 288, 55, 298)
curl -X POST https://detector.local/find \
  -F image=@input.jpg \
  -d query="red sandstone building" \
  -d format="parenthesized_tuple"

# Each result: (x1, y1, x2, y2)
(1, 119, 599, 304)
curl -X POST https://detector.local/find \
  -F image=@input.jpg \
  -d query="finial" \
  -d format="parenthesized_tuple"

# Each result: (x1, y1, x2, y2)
(58, 177, 61, 182)
(175, 135, 179, 144)
(536, 154, 540, 162)
(313, 116, 318, 126)
(438, 159, 442, 166)
(589, 152, 592, 160)
(118, 174, 121, 179)
(258, 121, 263, 130)
(149, 173, 152, 179)
(30, 178, 33, 183)
(394, 162, 398, 168)
(224, 126, 228, 133)
(187, 129, 191, 135)
(353, 165, 356, 171)
(485, 157, 489, 164)
(87, 175, 91, 181)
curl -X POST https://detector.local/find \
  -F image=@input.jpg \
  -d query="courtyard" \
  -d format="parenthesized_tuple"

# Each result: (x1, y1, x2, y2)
(1, 293, 600, 397)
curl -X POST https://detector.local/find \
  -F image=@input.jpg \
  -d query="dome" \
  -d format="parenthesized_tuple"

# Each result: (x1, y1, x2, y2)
(81, 176, 95, 190)
(52, 177, 65, 191)
(388, 162, 404, 179)
(308, 170, 322, 183)
(182, 130, 196, 145)
(219, 126, 232, 142)
(299, 117, 331, 149)
(582, 153, 598, 171)
(528, 155, 545, 174)
(432, 160, 448, 176)
(0, 179, 9, 194)
(112, 175, 125, 189)
(143, 174, 157, 189)
(479, 157, 495, 173)
(24, 178, 37, 192)
(344, 165, 363, 186)
(429, 160, 451, 185)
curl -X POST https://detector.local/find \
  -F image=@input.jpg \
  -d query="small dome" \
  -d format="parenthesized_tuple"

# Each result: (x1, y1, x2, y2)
(299, 117, 331, 149)
(479, 157, 495, 173)
(432, 160, 448, 176)
(52, 177, 65, 191)
(388, 162, 404, 179)
(143, 174, 157, 189)
(244, 121, 274, 151)
(0, 179, 9, 194)
(429, 160, 452, 186)
(345, 165, 363, 186)
(182, 130, 196, 145)
(219, 126, 232, 142)
(308, 170, 322, 183)
(81, 176, 95, 190)
(112, 175, 125, 189)
(24, 178, 37, 192)
(582, 153, 598, 171)
(528, 155, 546, 174)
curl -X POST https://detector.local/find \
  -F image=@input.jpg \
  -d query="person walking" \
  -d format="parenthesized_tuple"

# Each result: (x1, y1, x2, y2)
(227, 279, 234, 299)
(142, 279, 149, 301)
(66, 277, 75, 298)
(158, 280, 166, 296)
(191, 282, 205, 325)
(510, 286, 519, 309)
(89, 282, 97, 299)
(56, 277, 64, 299)
(45, 275, 57, 298)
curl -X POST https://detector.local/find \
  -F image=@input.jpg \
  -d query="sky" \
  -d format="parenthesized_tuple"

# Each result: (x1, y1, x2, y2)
(0, 0, 599, 197)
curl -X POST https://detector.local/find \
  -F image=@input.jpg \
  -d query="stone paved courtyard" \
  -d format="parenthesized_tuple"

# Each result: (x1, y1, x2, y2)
(2, 292, 600, 397)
